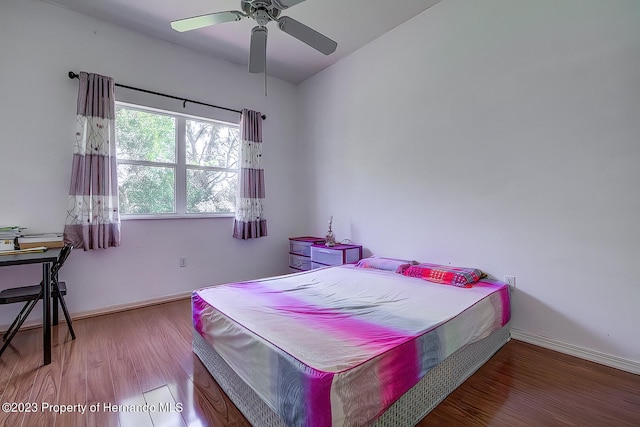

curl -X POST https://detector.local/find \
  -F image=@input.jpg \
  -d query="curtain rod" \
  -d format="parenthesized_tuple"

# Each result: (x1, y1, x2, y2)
(67, 72, 266, 120)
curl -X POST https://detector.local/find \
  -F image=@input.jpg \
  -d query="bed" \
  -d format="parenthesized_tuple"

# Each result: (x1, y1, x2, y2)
(192, 263, 511, 426)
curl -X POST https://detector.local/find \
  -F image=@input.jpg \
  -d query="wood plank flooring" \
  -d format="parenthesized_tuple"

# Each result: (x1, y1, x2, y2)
(0, 299, 638, 426)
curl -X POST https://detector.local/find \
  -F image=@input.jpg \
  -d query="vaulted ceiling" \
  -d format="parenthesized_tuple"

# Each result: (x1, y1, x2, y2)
(46, 0, 442, 83)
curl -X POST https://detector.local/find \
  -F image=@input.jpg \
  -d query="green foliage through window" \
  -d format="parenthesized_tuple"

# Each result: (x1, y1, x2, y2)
(118, 164, 175, 214)
(116, 108, 175, 162)
(115, 104, 240, 216)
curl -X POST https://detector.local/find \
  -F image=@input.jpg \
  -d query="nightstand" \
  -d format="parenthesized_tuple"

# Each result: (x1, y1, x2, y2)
(310, 243, 363, 269)
(289, 236, 325, 273)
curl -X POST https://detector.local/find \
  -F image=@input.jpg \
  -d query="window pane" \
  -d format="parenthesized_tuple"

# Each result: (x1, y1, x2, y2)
(186, 119, 239, 168)
(116, 107, 176, 162)
(187, 169, 237, 214)
(118, 164, 175, 214)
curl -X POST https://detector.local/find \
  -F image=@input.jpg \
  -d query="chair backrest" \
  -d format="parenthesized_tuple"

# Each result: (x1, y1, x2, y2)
(51, 244, 73, 278)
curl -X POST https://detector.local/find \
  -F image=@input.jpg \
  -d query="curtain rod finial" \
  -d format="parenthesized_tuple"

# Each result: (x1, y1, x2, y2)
(68, 71, 79, 79)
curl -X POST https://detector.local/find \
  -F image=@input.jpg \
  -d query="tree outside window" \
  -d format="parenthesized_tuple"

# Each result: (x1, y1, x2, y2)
(115, 104, 239, 217)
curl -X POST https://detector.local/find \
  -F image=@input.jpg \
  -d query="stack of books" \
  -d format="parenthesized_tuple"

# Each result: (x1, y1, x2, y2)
(0, 226, 25, 252)
(18, 233, 64, 249)
(0, 228, 65, 255)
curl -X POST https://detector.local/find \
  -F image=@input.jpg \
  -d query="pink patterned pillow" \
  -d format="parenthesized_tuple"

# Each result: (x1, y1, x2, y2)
(403, 263, 483, 288)
(355, 256, 416, 274)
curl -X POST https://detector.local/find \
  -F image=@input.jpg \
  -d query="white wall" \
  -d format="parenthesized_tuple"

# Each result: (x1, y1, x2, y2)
(298, 0, 640, 365)
(0, 0, 310, 325)
(2, 0, 639, 370)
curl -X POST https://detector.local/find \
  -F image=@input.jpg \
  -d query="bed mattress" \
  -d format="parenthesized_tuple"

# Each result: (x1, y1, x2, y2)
(193, 265, 511, 426)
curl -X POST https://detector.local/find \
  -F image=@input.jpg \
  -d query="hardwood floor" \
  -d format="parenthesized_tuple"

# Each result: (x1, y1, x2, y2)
(0, 299, 638, 426)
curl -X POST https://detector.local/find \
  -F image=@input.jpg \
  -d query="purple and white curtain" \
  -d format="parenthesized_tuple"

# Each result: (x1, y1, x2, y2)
(64, 72, 120, 250)
(233, 109, 267, 239)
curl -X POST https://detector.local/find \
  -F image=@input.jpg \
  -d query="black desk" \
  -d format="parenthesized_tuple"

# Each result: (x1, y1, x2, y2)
(0, 248, 61, 365)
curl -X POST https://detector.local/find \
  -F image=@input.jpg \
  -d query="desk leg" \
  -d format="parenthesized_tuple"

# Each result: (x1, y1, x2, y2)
(43, 262, 51, 366)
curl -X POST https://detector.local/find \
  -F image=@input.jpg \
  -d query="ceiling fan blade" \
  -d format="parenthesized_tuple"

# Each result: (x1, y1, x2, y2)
(170, 11, 244, 32)
(249, 26, 268, 74)
(277, 17, 337, 55)
(272, 0, 307, 9)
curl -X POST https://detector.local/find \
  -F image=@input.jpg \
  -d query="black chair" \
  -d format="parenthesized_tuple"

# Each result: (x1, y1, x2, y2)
(0, 245, 75, 357)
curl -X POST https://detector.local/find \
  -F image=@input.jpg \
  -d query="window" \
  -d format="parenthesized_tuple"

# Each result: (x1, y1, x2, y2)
(115, 104, 240, 217)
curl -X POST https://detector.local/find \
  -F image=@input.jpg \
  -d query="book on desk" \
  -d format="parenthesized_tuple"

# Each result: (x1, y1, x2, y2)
(17, 233, 64, 249)
(0, 239, 15, 251)
(0, 228, 63, 254)
(0, 246, 49, 256)
(0, 225, 25, 252)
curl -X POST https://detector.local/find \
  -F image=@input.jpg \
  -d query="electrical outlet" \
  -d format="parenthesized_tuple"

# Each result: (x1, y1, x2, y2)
(179, 257, 187, 267)
(505, 275, 516, 289)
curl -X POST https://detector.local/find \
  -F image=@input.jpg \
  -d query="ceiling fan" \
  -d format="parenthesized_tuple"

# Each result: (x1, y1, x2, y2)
(170, 0, 338, 74)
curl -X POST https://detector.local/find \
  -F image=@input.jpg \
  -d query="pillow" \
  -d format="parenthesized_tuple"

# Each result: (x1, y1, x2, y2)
(354, 256, 416, 274)
(402, 263, 483, 288)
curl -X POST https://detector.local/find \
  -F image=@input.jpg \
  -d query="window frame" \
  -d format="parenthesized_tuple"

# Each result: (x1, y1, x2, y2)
(116, 101, 240, 220)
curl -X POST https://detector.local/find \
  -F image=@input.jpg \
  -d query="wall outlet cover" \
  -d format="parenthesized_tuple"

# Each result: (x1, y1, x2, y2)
(505, 276, 516, 288)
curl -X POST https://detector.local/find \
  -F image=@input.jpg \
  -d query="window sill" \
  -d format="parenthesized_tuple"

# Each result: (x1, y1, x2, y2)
(121, 213, 235, 221)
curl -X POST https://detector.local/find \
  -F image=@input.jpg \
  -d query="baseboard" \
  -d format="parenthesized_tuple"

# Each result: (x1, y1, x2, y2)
(510, 328, 640, 375)
(0, 291, 192, 334)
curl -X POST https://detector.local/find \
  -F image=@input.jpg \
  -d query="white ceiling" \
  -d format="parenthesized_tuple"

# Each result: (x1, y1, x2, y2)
(45, 0, 442, 84)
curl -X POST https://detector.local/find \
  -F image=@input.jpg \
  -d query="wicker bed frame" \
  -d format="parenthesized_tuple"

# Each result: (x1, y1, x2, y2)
(193, 324, 510, 426)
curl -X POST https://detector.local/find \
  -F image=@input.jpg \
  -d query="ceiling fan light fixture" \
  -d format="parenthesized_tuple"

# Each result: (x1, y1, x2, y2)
(254, 9, 271, 26)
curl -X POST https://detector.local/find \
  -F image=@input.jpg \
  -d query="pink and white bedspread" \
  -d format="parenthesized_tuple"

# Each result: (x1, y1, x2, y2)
(193, 265, 511, 426)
